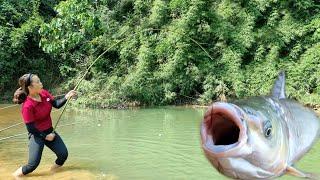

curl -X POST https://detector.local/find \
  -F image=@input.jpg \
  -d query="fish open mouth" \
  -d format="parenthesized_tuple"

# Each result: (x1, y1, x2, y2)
(201, 102, 248, 156)
(211, 112, 240, 145)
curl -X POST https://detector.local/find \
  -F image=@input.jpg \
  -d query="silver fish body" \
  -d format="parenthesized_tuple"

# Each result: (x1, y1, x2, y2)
(201, 72, 320, 179)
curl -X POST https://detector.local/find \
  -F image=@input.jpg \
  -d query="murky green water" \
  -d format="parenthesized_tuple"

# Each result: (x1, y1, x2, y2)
(0, 104, 319, 179)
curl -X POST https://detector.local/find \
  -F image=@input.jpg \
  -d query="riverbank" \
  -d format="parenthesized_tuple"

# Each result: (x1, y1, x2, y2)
(0, 160, 116, 180)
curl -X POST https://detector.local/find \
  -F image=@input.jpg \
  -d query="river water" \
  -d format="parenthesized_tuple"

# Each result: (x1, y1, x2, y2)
(0, 104, 319, 179)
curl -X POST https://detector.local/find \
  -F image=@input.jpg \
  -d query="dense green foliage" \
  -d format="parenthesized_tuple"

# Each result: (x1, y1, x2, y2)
(0, 0, 61, 101)
(1, 0, 320, 107)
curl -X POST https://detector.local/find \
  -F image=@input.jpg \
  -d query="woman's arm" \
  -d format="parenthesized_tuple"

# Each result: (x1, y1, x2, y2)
(50, 90, 77, 109)
(51, 95, 67, 109)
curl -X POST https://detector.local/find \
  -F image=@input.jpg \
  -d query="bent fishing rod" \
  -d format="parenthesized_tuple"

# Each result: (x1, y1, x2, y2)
(52, 28, 216, 132)
(52, 38, 126, 132)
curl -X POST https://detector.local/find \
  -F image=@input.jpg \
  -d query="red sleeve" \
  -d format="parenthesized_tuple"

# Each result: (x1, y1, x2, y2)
(22, 106, 34, 123)
(42, 89, 54, 101)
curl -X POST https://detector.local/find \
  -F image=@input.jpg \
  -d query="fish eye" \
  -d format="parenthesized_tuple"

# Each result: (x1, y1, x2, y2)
(263, 120, 272, 138)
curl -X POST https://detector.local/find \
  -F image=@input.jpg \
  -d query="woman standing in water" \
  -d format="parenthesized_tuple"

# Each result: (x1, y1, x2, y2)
(12, 73, 77, 178)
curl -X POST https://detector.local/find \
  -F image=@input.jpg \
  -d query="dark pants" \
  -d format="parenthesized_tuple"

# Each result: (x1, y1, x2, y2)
(22, 132, 68, 175)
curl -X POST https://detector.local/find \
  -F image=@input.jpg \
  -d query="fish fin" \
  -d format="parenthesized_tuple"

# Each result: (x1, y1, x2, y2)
(219, 93, 227, 102)
(286, 166, 319, 179)
(270, 71, 286, 99)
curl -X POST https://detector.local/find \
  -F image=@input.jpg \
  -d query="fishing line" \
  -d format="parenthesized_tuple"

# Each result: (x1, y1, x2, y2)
(0, 94, 66, 133)
(52, 38, 127, 131)
(0, 104, 19, 110)
(0, 122, 79, 142)
(0, 109, 60, 133)
(0, 94, 65, 111)
(0, 28, 214, 134)
(53, 28, 215, 131)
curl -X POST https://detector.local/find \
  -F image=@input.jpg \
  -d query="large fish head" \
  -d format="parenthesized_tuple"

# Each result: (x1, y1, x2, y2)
(200, 99, 289, 179)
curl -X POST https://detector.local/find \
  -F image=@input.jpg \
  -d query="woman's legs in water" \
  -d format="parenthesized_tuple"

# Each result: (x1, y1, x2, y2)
(45, 132, 68, 171)
(13, 134, 45, 177)
(13, 132, 68, 177)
